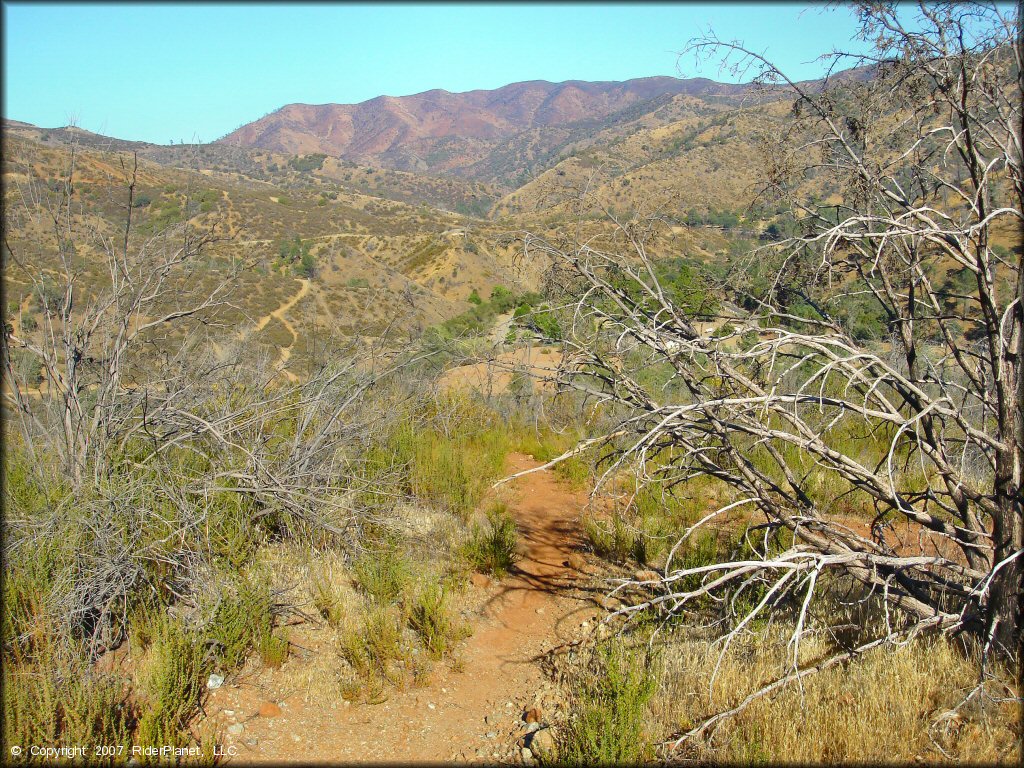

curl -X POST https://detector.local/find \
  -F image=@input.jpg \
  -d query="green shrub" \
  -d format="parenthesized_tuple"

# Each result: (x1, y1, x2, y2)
(665, 529, 724, 595)
(559, 641, 657, 765)
(311, 569, 346, 626)
(353, 546, 411, 605)
(3, 537, 68, 656)
(298, 251, 316, 278)
(258, 630, 289, 668)
(583, 513, 633, 563)
(508, 423, 579, 464)
(206, 572, 274, 670)
(552, 451, 592, 489)
(2, 641, 136, 755)
(405, 421, 505, 518)
(136, 617, 207, 749)
(339, 605, 409, 695)
(206, 488, 261, 570)
(406, 583, 468, 660)
(390, 406, 509, 518)
(630, 515, 669, 566)
(462, 503, 519, 578)
(2, 449, 76, 654)
(411, 432, 483, 516)
(288, 153, 327, 173)
(525, 306, 563, 340)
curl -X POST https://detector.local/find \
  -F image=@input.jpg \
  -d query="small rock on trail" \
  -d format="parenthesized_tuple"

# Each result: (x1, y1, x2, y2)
(527, 727, 556, 758)
(567, 553, 587, 571)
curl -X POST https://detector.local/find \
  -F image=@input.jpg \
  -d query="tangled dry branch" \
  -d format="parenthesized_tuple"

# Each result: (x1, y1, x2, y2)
(517, 0, 1022, 744)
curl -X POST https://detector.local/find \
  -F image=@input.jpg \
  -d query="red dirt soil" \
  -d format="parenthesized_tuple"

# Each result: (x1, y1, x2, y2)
(203, 452, 601, 764)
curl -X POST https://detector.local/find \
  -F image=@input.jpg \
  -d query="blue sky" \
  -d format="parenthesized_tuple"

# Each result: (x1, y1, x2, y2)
(3, 2, 871, 144)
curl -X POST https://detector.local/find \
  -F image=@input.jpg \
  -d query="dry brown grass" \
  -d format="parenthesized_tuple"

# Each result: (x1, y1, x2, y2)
(651, 627, 1019, 764)
(251, 512, 476, 706)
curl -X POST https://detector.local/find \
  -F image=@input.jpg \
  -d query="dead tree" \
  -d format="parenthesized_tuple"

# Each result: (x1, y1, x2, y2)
(516, 0, 1022, 743)
(1, 140, 445, 652)
(2, 145, 232, 487)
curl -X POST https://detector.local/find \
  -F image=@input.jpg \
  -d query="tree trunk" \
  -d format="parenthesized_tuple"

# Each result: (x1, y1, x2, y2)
(987, 500, 1022, 674)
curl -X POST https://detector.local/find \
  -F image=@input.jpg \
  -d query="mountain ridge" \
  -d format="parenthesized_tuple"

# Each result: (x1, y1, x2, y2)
(214, 76, 755, 175)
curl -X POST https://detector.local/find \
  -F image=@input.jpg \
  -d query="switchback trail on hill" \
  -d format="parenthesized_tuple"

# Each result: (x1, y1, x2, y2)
(244, 278, 310, 382)
(206, 452, 604, 763)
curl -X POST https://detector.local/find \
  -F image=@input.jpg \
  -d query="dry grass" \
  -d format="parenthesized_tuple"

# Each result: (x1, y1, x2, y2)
(254, 529, 475, 706)
(651, 627, 1020, 764)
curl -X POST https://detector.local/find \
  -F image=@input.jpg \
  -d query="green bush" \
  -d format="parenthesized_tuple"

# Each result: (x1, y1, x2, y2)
(206, 572, 274, 670)
(406, 583, 467, 660)
(206, 487, 261, 570)
(559, 641, 656, 765)
(462, 503, 519, 578)
(435, 289, 545, 340)
(489, 286, 516, 313)
(373, 403, 509, 518)
(525, 305, 563, 340)
(630, 515, 670, 566)
(339, 604, 409, 696)
(136, 617, 207, 749)
(2, 447, 75, 653)
(3, 641, 136, 755)
(311, 569, 346, 626)
(288, 153, 327, 173)
(298, 251, 316, 278)
(353, 546, 412, 605)
(258, 630, 289, 668)
(583, 513, 634, 563)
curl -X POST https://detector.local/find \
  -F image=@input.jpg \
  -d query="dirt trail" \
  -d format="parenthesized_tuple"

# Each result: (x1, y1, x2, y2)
(208, 452, 600, 763)
(243, 278, 310, 382)
(253, 278, 310, 334)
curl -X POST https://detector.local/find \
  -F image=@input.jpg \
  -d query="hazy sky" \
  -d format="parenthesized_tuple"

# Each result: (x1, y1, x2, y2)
(3, 2, 872, 144)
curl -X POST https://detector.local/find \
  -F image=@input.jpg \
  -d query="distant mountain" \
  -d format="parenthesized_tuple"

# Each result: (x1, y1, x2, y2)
(215, 77, 753, 180)
(4, 67, 871, 215)
(1, 67, 873, 363)
(8, 70, 867, 191)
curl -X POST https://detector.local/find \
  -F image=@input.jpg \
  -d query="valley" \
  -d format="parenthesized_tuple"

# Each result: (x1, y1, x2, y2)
(2, 74, 786, 384)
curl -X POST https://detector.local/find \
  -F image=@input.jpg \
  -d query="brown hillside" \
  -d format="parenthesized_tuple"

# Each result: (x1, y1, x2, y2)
(216, 77, 751, 175)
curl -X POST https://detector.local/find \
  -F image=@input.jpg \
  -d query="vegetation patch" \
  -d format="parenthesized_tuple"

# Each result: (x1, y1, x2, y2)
(558, 640, 657, 765)
(461, 503, 520, 578)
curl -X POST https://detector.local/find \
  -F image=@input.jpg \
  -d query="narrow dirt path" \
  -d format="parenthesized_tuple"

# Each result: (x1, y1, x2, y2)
(208, 452, 601, 763)
(242, 278, 310, 382)
(252, 278, 310, 334)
